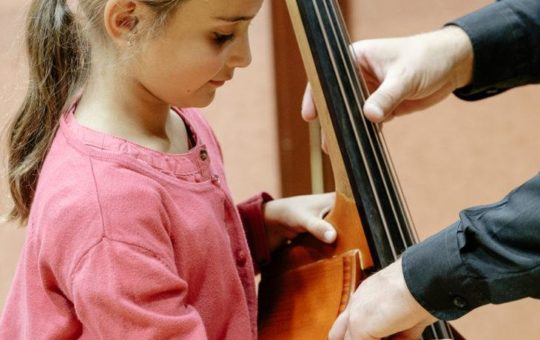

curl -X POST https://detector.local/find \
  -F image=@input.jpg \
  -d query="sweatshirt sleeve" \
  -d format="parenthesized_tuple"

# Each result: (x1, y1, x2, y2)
(449, 0, 540, 100)
(402, 173, 540, 320)
(237, 192, 273, 270)
(70, 238, 208, 339)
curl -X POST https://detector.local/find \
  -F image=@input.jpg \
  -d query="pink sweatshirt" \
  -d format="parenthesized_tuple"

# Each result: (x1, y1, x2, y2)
(0, 107, 270, 339)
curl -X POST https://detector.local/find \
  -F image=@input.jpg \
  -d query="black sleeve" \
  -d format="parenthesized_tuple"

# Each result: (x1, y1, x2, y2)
(402, 174, 540, 320)
(449, 0, 540, 100)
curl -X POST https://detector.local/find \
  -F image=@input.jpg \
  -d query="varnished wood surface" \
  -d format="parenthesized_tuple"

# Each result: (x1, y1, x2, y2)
(257, 1, 373, 338)
(271, 0, 350, 197)
(259, 250, 361, 340)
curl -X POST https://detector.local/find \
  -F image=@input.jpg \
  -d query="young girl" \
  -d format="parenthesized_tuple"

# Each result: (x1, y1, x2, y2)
(0, 0, 337, 338)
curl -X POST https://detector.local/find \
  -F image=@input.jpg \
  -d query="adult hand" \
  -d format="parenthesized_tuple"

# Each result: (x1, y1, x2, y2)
(263, 193, 336, 252)
(328, 259, 437, 340)
(302, 25, 473, 123)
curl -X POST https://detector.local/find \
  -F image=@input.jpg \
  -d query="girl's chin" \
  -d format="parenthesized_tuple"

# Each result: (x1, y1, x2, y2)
(183, 92, 217, 108)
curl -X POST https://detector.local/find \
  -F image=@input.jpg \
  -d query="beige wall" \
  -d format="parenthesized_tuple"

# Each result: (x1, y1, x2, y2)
(0, 0, 32, 313)
(1, 0, 540, 339)
(203, 0, 279, 202)
(349, 0, 540, 338)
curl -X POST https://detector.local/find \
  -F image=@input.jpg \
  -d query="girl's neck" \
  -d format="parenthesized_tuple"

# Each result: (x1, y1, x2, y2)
(74, 63, 191, 154)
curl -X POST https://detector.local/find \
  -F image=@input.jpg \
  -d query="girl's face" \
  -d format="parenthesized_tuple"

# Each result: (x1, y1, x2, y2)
(132, 0, 263, 108)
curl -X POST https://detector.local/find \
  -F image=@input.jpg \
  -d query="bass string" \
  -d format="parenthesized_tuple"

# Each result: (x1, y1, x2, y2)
(314, 0, 403, 257)
(327, 0, 418, 253)
(323, 1, 452, 333)
(308, 0, 452, 337)
(323, 0, 421, 253)
(319, 1, 451, 336)
(328, 5, 452, 333)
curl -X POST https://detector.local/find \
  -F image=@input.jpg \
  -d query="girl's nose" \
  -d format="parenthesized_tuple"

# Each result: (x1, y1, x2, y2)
(228, 35, 252, 69)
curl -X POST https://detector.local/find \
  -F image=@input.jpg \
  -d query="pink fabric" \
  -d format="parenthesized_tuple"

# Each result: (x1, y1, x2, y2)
(0, 107, 267, 339)
(237, 193, 273, 271)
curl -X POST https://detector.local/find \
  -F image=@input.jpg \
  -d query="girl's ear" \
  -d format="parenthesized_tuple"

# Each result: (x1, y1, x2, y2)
(103, 0, 141, 46)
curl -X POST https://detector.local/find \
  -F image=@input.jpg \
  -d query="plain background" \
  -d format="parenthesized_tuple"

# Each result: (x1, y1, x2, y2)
(1, 0, 539, 338)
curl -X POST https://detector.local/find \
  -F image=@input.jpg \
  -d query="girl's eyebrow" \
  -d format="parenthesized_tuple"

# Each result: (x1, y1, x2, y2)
(214, 15, 254, 22)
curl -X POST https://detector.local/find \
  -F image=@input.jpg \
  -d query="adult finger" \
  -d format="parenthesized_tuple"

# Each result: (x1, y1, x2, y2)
(321, 132, 329, 154)
(363, 69, 412, 123)
(301, 84, 317, 121)
(329, 311, 349, 340)
(389, 323, 429, 340)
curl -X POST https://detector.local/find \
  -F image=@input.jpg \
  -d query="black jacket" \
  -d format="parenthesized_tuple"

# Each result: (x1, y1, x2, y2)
(402, 0, 540, 320)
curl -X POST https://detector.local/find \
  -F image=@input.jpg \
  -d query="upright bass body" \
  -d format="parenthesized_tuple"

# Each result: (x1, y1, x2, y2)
(258, 1, 461, 339)
(258, 194, 371, 339)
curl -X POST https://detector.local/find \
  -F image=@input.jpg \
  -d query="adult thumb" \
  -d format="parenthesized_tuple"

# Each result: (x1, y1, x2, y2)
(329, 310, 350, 340)
(363, 73, 410, 123)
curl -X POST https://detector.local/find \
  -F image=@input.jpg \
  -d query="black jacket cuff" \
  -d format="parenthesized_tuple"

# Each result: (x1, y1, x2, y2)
(449, 0, 540, 100)
(402, 222, 489, 320)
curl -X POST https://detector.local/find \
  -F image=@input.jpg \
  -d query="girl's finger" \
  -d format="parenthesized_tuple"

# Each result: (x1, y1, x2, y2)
(303, 215, 336, 243)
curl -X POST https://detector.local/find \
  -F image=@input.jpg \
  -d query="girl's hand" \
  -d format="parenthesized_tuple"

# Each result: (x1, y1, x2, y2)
(263, 193, 337, 252)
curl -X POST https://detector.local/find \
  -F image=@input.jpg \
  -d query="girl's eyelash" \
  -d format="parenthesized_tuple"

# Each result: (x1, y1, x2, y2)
(214, 33, 235, 45)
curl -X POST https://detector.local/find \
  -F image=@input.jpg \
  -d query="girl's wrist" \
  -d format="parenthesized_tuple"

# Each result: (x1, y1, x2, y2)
(263, 201, 289, 252)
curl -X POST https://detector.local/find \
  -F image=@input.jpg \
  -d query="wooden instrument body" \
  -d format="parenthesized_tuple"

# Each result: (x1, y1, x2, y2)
(259, 0, 462, 339)
(258, 194, 369, 339)
(259, 1, 372, 338)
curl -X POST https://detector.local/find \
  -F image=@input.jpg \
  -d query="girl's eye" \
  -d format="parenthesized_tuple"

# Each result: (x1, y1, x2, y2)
(214, 33, 235, 45)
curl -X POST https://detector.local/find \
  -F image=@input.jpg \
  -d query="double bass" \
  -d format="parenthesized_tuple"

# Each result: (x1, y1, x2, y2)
(258, 0, 463, 339)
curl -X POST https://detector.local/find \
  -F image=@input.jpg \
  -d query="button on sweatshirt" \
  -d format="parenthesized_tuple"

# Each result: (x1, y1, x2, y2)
(0, 107, 270, 340)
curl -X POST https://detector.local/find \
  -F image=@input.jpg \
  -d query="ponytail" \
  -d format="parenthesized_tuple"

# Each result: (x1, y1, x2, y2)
(7, 0, 88, 222)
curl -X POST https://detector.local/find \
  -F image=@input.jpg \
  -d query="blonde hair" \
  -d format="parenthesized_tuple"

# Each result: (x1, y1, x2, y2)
(7, 0, 183, 223)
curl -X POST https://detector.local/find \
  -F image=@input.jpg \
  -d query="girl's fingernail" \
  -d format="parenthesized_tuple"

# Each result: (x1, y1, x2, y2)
(324, 230, 336, 242)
